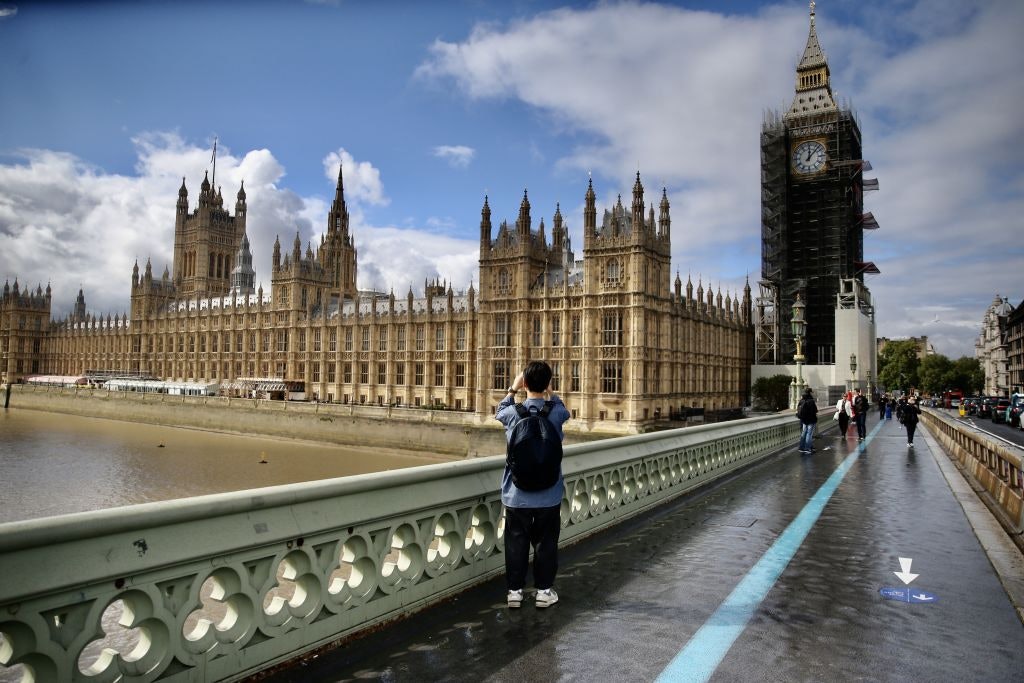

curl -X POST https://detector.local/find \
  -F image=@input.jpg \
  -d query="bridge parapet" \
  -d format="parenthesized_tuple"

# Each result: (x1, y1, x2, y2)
(922, 408, 1024, 545)
(0, 413, 807, 682)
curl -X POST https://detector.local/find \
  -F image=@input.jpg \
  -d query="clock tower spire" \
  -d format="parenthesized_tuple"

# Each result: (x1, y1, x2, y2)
(786, 1, 836, 121)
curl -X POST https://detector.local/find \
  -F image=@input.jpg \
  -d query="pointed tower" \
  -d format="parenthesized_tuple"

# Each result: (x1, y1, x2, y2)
(658, 189, 670, 238)
(318, 162, 358, 300)
(760, 1, 874, 366)
(172, 166, 247, 299)
(631, 172, 644, 237)
(229, 231, 256, 296)
(584, 177, 597, 240)
(480, 195, 492, 255)
(516, 190, 531, 240)
(73, 287, 86, 320)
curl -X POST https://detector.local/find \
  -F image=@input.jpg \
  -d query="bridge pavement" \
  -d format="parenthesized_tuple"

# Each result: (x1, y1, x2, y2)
(261, 413, 1024, 682)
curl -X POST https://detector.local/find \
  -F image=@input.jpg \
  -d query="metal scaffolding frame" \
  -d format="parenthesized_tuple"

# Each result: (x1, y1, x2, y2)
(756, 104, 878, 367)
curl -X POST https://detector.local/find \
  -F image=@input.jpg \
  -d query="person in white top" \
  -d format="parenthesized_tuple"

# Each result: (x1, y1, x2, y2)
(834, 391, 853, 437)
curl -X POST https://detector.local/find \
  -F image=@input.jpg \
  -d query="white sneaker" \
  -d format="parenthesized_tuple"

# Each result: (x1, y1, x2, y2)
(536, 588, 559, 608)
(908, 443, 914, 447)
(507, 589, 523, 608)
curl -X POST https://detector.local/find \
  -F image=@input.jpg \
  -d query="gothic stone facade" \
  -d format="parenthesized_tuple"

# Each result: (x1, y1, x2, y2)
(976, 294, 1013, 397)
(3, 168, 754, 432)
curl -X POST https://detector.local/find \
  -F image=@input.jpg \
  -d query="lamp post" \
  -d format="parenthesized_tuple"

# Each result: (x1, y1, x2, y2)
(790, 293, 807, 409)
(866, 370, 873, 398)
(848, 353, 858, 392)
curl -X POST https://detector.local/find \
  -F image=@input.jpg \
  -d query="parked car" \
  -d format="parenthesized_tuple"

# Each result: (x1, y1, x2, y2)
(992, 398, 1011, 424)
(978, 397, 994, 419)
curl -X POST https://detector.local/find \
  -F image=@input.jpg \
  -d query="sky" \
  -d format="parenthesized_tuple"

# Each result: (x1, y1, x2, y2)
(0, 0, 1021, 360)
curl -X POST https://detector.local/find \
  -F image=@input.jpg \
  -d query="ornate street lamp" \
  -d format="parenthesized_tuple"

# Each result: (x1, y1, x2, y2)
(790, 293, 807, 409)
(848, 353, 857, 391)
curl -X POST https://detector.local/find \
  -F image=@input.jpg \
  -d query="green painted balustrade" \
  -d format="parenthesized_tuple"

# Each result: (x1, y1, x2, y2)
(0, 412, 812, 682)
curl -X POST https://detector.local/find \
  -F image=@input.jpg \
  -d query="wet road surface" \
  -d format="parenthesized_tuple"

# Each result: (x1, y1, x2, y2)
(263, 413, 1024, 682)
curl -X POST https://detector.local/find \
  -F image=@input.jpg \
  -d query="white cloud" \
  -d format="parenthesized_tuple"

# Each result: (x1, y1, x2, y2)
(433, 145, 476, 168)
(0, 134, 477, 320)
(0, 7, 16, 20)
(416, 0, 1024, 358)
(354, 226, 478, 296)
(322, 148, 388, 207)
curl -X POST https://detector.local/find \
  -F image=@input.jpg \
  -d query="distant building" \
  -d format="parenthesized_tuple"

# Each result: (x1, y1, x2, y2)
(976, 295, 1013, 396)
(0, 280, 50, 378)
(877, 336, 935, 360)
(1006, 300, 1024, 394)
(1, 166, 754, 433)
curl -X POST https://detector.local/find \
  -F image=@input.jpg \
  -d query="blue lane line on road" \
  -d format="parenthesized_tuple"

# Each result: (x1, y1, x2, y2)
(656, 419, 885, 683)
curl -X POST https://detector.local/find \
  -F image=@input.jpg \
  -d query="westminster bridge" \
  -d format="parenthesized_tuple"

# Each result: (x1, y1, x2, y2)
(1, 408, 1022, 682)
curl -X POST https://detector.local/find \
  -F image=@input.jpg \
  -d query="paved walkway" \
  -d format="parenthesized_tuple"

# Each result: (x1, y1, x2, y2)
(263, 413, 1024, 682)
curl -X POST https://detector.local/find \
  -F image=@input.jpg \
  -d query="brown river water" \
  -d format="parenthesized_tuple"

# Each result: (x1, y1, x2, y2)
(0, 407, 459, 524)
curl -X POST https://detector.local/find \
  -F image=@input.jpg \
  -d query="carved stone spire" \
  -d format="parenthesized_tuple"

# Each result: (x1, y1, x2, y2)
(787, 1, 836, 119)
(584, 177, 597, 236)
(480, 195, 492, 248)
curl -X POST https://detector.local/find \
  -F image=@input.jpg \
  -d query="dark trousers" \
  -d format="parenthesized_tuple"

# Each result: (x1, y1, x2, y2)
(907, 422, 917, 443)
(504, 505, 560, 591)
(855, 413, 867, 438)
(838, 412, 850, 436)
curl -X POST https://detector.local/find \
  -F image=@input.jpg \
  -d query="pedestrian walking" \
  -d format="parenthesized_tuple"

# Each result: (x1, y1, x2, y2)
(853, 388, 869, 440)
(878, 394, 887, 420)
(903, 397, 921, 446)
(797, 388, 818, 453)
(834, 391, 852, 437)
(885, 394, 893, 420)
(495, 361, 570, 609)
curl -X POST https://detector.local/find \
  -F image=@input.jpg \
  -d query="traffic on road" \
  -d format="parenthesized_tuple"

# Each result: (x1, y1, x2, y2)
(933, 404, 1024, 450)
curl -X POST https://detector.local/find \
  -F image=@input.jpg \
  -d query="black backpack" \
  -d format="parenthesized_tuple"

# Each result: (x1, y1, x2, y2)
(797, 398, 816, 422)
(506, 401, 563, 491)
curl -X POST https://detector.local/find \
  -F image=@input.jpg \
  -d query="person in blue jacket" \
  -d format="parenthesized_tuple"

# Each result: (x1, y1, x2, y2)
(495, 361, 570, 609)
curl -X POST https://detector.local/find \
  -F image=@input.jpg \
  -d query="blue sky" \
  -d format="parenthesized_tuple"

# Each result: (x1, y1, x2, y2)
(1, 0, 1022, 359)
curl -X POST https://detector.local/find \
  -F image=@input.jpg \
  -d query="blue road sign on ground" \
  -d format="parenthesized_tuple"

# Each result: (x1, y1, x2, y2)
(880, 587, 938, 604)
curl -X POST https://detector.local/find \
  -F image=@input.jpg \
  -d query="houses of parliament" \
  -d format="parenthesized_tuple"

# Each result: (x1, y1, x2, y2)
(1, 163, 754, 432)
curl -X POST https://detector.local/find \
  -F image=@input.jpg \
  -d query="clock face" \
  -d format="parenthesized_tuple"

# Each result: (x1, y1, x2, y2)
(792, 140, 827, 174)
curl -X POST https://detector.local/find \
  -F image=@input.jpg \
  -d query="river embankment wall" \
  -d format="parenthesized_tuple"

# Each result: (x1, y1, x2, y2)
(6, 385, 606, 457)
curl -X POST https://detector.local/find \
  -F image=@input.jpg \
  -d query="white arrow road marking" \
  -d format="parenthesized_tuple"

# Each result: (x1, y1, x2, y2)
(894, 557, 919, 585)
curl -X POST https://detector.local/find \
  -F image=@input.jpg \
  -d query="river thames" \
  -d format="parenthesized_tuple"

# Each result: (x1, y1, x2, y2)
(0, 407, 459, 524)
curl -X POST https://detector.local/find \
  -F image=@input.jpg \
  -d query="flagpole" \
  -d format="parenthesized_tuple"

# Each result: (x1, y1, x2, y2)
(211, 136, 218, 191)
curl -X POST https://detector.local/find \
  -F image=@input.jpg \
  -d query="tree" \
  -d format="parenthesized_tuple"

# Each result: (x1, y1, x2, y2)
(947, 356, 985, 395)
(877, 340, 921, 392)
(918, 354, 952, 394)
(752, 374, 793, 411)
(897, 352, 984, 396)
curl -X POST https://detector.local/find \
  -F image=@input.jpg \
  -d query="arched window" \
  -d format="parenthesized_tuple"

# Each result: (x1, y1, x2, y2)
(606, 259, 621, 283)
(497, 268, 511, 295)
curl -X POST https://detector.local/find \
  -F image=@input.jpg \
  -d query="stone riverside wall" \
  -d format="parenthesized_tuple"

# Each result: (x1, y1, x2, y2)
(6, 385, 605, 458)
(921, 408, 1024, 549)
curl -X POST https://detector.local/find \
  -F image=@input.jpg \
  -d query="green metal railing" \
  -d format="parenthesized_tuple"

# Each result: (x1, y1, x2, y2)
(0, 413, 807, 682)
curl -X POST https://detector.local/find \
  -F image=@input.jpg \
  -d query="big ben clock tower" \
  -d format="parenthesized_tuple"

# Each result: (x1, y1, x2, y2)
(758, 2, 879, 367)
